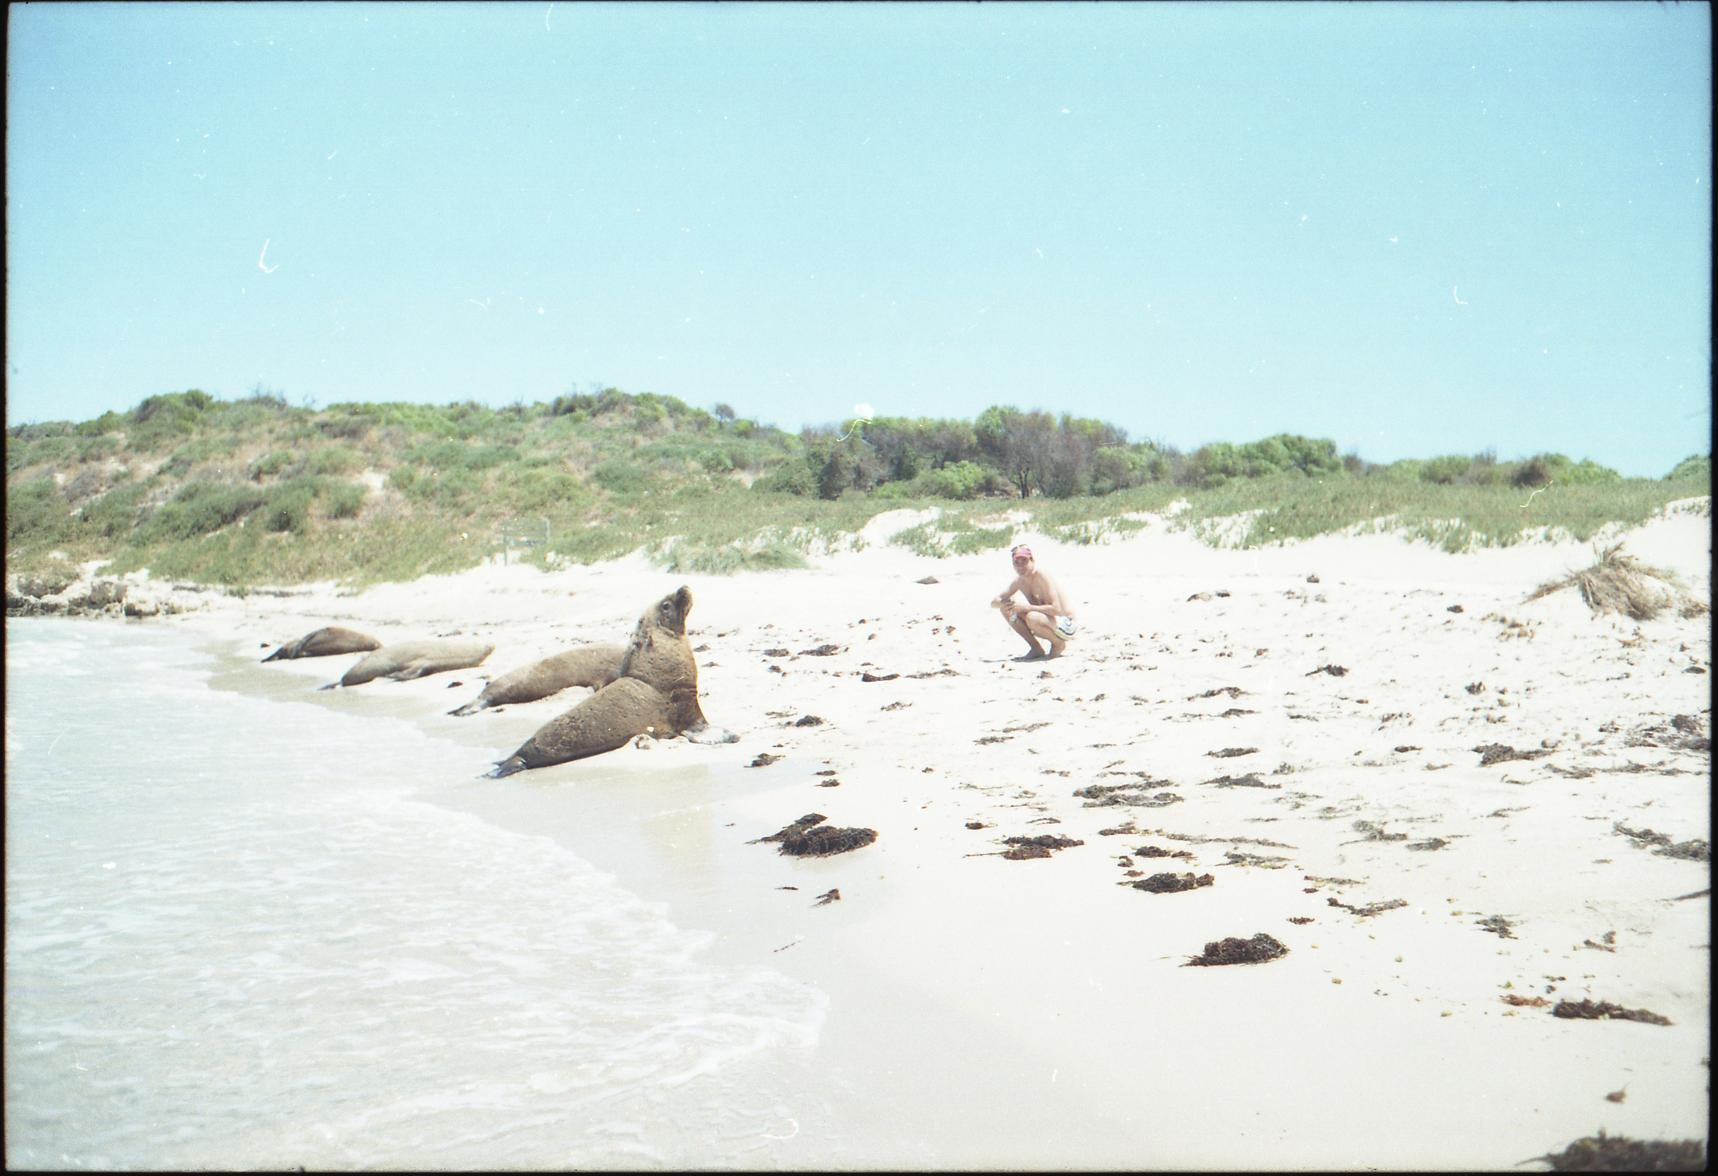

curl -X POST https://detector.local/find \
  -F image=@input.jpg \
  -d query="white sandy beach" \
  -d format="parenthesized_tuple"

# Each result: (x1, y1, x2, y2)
(43, 503, 1713, 1169)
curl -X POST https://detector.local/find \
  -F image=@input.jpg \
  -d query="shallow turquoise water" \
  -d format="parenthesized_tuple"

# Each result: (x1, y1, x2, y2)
(4, 618, 826, 1170)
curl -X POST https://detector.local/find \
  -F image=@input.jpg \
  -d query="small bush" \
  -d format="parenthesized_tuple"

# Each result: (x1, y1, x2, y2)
(249, 450, 294, 480)
(593, 459, 651, 494)
(259, 481, 316, 534)
(324, 482, 367, 519)
(6, 478, 73, 544)
(915, 460, 991, 500)
(753, 462, 816, 496)
(1420, 455, 1471, 485)
(1664, 454, 1709, 482)
(80, 484, 149, 539)
(140, 481, 266, 541)
(306, 446, 360, 476)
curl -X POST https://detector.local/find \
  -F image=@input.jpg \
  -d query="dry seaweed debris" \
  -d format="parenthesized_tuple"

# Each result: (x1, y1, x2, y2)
(1202, 773, 1280, 789)
(1526, 543, 1695, 621)
(1614, 822, 1711, 863)
(1000, 834, 1083, 860)
(1185, 933, 1288, 966)
(1327, 896, 1408, 918)
(1551, 999, 1672, 1026)
(1124, 871, 1215, 893)
(1473, 743, 1552, 766)
(1074, 782, 1184, 808)
(1534, 1129, 1705, 1171)
(1132, 843, 1197, 861)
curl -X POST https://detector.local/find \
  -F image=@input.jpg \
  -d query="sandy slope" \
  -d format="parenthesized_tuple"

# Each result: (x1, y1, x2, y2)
(152, 505, 1710, 1168)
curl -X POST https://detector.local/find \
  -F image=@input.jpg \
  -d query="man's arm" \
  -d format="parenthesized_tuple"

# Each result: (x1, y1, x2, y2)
(991, 576, 1023, 609)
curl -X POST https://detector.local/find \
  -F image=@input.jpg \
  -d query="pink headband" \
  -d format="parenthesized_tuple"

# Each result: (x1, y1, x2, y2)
(1011, 545, 1033, 561)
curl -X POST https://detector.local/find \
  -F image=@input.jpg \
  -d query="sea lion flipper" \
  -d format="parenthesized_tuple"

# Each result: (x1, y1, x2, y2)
(486, 756, 528, 779)
(262, 647, 286, 663)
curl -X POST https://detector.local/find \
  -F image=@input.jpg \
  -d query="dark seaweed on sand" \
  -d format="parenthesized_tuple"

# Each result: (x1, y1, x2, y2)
(1551, 999, 1672, 1026)
(1123, 871, 1214, 893)
(1613, 822, 1711, 862)
(1000, 834, 1083, 860)
(1074, 782, 1184, 808)
(1185, 933, 1288, 966)
(750, 813, 878, 857)
(1536, 1129, 1705, 1171)
(1473, 742, 1552, 766)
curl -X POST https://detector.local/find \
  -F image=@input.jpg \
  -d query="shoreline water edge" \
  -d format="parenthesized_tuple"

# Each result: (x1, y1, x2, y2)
(6, 507, 1711, 1170)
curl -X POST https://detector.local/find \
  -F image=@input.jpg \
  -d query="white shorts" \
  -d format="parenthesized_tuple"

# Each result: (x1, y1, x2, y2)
(1055, 616, 1077, 638)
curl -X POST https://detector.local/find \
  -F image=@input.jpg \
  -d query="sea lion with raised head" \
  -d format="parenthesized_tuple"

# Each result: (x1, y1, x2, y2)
(263, 626, 382, 662)
(487, 585, 732, 776)
(320, 639, 495, 690)
(448, 644, 627, 716)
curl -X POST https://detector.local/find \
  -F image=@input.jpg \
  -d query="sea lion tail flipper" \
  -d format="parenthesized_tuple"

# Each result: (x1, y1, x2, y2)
(486, 756, 528, 779)
(317, 681, 340, 691)
(262, 647, 285, 663)
(449, 698, 484, 717)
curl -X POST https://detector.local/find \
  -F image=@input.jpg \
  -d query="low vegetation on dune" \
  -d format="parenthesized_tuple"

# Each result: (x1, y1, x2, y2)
(5, 385, 1710, 589)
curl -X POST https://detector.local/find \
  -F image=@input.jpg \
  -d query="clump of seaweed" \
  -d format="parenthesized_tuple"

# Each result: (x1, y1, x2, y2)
(1551, 999, 1672, 1026)
(1074, 782, 1184, 808)
(749, 813, 878, 857)
(1473, 743, 1552, 766)
(1626, 714, 1711, 753)
(1222, 850, 1290, 869)
(1000, 834, 1083, 860)
(1202, 773, 1279, 789)
(1613, 822, 1711, 863)
(1327, 896, 1408, 918)
(1132, 844, 1197, 861)
(1534, 1130, 1705, 1171)
(1526, 543, 1693, 621)
(1123, 871, 1214, 893)
(1475, 915, 1517, 938)
(1185, 933, 1288, 966)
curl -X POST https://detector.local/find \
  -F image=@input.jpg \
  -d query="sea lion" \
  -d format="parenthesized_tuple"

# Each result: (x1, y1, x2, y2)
(487, 585, 732, 777)
(320, 639, 494, 690)
(447, 644, 627, 716)
(262, 626, 382, 662)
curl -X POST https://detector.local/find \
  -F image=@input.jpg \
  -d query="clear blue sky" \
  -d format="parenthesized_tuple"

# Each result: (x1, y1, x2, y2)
(6, 1, 1710, 476)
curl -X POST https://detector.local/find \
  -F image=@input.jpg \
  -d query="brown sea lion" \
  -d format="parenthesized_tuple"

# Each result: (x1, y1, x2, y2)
(262, 626, 382, 662)
(320, 639, 494, 690)
(487, 585, 733, 777)
(447, 644, 627, 716)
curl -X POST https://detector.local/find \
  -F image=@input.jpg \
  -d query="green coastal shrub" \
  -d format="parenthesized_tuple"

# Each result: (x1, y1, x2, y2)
(81, 484, 149, 539)
(249, 450, 295, 480)
(140, 480, 266, 541)
(913, 460, 991, 500)
(259, 480, 317, 534)
(6, 477, 73, 544)
(324, 482, 367, 519)
(306, 446, 361, 476)
(1665, 454, 1710, 482)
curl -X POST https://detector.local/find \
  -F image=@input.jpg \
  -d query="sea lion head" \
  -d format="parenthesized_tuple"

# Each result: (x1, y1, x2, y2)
(652, 585, 693, 637)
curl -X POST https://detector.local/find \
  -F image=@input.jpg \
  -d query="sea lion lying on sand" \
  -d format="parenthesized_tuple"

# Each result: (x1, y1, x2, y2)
(448, 644, 627, 716)
(320, 639, 494, 690)
(262, 626, 382, 662)
(487, 585, 733, 777)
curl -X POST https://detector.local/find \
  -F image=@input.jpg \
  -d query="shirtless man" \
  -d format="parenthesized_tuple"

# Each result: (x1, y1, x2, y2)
(991, 544, 1077, 660)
